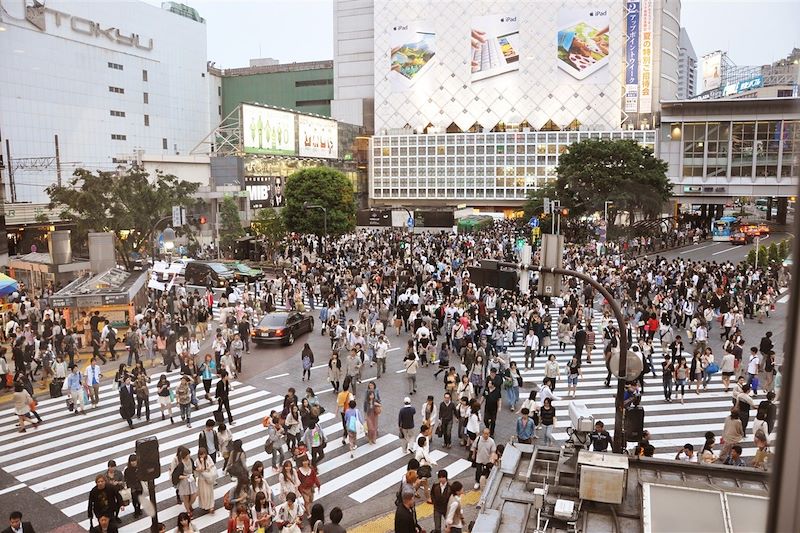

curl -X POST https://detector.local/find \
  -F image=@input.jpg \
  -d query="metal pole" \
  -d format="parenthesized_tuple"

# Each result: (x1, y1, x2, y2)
(5, 139, 16, 203)
(54, 134, 62, 187)
(755, 235, 760, 267)
(322, 208, 328, 256)
(501, 262, 628, 452)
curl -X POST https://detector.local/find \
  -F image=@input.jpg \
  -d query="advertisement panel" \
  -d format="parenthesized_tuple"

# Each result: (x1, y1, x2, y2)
(389, 21, 437, 93)
(722, 76, 764, 97)
(470, 14, 520, 83)
(244, 176, 285, 209)
(374, 1, 621, 131)
(298, 116, 338, 159)
(624, 1, 640, 113)
(557, 6, 611, 84)
(242, 104, 295, 155)
(701, 52, 723, 92)
(638, 0, 653, 113)
(357, 210, 392, 227)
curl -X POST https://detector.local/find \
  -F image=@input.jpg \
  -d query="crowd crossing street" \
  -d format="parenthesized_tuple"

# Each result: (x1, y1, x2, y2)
(0, 223, 789, 531)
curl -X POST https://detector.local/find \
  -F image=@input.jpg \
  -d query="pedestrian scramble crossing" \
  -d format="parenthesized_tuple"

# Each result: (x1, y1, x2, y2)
(502, 307, 776, 459)
(0, 371, 471, 532)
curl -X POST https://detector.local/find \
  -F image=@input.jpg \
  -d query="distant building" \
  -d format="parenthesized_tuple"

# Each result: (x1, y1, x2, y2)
(218, 60, 334, 119)
(677, 28, 697, 99)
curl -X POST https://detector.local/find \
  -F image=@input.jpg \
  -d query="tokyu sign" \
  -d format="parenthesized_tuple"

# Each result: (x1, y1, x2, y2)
(0, 0, 154, 51)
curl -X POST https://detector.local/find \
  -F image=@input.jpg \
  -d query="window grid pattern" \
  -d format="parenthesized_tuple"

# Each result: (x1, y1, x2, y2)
(370, 130, 656, 200)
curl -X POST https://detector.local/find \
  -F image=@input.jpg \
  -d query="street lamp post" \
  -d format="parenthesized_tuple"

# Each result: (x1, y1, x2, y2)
(150, 215, 175, 262)
(302, 202, 328, 255)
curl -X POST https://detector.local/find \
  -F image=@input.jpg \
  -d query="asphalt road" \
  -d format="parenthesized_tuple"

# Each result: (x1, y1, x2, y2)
(0, 235, 788, 532)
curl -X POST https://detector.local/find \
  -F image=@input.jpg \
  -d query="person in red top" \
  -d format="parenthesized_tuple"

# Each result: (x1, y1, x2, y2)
(646, 315, 659, 341)
(227, 504, 251, 533)
(296, 455, 321, 520)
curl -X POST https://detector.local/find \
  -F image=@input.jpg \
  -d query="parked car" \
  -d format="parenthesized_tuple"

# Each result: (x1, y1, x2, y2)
(730, 232, 752, 245)
(253, 312, 314, 346)
(183, 261, 235, 288)
(224, 261, 264, 283)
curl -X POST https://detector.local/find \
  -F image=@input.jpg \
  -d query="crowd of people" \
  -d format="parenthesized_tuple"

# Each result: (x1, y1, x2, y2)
(1, 218, 788, 532)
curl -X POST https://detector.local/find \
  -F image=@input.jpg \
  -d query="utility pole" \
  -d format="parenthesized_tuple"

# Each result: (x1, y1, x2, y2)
(54, 134, 62, 187)
(5, 139, 16, 203)
(489, 258, 629, 452)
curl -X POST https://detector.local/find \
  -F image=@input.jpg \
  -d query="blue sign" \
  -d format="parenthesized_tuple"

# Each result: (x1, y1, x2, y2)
(528, 217, 540, 228)
(407, 216, 414, 228)
(625, 1, 640, 85)
(723, 76, 763, 97)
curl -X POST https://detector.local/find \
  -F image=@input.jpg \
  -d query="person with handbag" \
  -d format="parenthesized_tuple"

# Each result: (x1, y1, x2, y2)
(302, 419, 327, 467)
(444, 480, 465, 533)
(274, 492, 303, 533)
(195, 447, 217, 514)
(363, 390, 381, 445)
(12, 383, 38, 433)
(123, 454, 143, 518)
(413, 436, 437, 502)
(264, 414, 286, 471)
(156, 374, 175, 424)
(344, 399, 364, 458)
(296, 455, 321, 523)
(226, 504, 252, 533)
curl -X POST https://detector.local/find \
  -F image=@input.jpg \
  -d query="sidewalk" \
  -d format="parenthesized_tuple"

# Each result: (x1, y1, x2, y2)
(348, 490, 481, 533)
(0, 346, 134, 407)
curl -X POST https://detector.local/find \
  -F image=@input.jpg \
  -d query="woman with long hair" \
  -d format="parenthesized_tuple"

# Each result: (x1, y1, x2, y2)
(363, 389, 380, 444)
(296, 455, 321, 521)
(156, 374, 174, 423)
(253, 491, 274, 532)
(195, 447, 216, 514)
(301, 343, 314, 382)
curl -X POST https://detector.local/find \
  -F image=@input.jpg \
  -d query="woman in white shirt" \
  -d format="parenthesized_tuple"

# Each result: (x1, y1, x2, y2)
(456, 374, 475, 403)
(465, 403, 481, 448)
(278, 460, 300, 503)
(544, 354, 561, 391)
(414, 435, 437, 501)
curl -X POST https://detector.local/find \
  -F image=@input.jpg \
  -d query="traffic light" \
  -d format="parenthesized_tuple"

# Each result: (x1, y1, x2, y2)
(187, 214, 209, 226)
(198, 215, 208, 225)
(560, 208, 569, 217)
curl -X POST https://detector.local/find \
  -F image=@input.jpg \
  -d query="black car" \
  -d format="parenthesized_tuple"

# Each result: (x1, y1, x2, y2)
(253, 312, 314, 346)
(184, 261, 235, 288)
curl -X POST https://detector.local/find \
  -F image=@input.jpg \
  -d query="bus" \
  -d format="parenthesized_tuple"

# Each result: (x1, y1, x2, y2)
(712, 216, 739, 242)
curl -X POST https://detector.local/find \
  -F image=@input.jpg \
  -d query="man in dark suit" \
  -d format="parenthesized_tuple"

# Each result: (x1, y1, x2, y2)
(2, 511, 35, 533)
(215, 370, 234, 425)
(118, 376, 136, 429)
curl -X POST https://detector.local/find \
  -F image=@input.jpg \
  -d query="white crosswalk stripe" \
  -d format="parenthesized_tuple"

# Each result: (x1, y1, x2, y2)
(1, 370, 468, 532)
(498, 307, 774, 457)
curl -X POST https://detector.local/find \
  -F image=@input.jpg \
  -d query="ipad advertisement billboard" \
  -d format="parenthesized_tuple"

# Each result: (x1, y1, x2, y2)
(242, 104, 296, 156)
(374, 2, 622, 132)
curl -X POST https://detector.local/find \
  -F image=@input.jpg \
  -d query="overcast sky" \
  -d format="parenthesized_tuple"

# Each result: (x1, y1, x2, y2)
(143, 0, 798, 68)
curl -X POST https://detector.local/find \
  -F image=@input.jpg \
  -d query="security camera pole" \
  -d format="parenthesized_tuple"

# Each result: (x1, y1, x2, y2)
(500, 239, 629, 453)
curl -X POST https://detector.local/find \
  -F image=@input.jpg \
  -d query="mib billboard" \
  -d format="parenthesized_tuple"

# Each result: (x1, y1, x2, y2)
(374, 1, 630, 132)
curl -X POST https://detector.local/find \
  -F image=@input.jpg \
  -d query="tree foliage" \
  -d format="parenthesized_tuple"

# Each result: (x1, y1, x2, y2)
(251, 207, 286, 260)
(282, 167, 356, 235)
(554, 139, 671, 227)
(46, 167, 199, 270)
(219, 196, 245, 254)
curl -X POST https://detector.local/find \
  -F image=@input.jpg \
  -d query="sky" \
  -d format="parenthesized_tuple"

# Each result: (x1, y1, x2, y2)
(142, 0, 800, 68)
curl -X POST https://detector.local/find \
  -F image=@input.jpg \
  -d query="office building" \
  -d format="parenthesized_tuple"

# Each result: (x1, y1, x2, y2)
(677, 27, 697, 99)
(0, 0, 212, 203)
(332, 0, 683, 208)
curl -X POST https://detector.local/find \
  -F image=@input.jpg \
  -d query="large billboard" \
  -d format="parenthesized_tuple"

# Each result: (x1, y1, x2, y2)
(242, 104, 295, 155)
(624, 1, 640, 113)
(638, 0, 653, 113)
(374, 1, 623, 132)
(298, 115, 338, 159)
(701, 52, 723, 92)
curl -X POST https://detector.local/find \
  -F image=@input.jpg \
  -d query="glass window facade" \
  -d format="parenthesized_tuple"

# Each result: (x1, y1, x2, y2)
(370, 130, 656, 201)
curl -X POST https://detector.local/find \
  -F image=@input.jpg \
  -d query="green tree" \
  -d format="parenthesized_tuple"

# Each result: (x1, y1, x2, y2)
(46, 167, 199, 270)
(252, 207, 286, 260)
(282, 167, 356, 235)
(746, 248, 757, 266)
(758, 244, 769, 267)
(523, 182, 557, 234)
(219, 196, 245, 255)
(779, 239, 790, 260)
(555, 139, 671, 228)
(768, 242, 779, 264)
